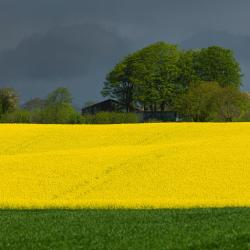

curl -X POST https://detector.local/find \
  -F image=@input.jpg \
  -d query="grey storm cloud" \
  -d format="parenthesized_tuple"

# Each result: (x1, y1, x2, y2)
(181, 31, 250, 64)
(1, 0, 250, 104)
(0, 23, 130, 81)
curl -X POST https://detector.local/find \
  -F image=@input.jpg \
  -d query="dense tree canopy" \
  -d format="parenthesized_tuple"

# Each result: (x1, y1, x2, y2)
(193, 46, 242, 87)
(103, 42, 182, 111)
(102, 42, 242, 113)
(130, 42, 181, 111)
(176, 50, 199, 90)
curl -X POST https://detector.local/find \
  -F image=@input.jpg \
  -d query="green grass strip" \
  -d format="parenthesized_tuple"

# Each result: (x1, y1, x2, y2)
(0, 208, 250, 249)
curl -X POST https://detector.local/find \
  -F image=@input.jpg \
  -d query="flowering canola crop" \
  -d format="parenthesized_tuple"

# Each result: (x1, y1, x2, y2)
(0, 123, 250, 208)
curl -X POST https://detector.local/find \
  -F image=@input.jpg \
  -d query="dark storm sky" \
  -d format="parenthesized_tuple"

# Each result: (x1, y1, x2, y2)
(1, 0, 250, 106)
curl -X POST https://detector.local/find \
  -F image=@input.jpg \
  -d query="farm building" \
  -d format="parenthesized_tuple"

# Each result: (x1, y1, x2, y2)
(82, 99, 180, 121)
(82, 99, 127, 114)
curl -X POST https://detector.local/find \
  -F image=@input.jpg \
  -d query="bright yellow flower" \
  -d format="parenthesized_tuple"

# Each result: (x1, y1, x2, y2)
(0, 123, 249, 208)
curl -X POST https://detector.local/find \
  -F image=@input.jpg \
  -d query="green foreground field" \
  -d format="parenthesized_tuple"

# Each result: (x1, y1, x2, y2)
(0, 208, 250, 249)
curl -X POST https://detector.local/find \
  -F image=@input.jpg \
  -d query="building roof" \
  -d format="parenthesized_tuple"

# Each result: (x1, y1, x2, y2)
(82, 99, 122, 110)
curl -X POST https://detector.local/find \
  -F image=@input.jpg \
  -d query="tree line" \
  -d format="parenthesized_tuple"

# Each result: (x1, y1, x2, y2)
(0, 41, 250, 123)
(0, 87, 138, 124)
(103, 42, 249, 121)
(0, 87, 78, 123)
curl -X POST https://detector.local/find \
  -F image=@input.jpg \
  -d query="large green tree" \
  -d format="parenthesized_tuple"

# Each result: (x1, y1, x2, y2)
(102, 42, 181, 112)
(130, 42, 181, 111)
(102, 55, 136, 112)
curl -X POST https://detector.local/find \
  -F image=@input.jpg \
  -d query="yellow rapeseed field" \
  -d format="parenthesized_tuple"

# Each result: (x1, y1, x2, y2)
(0, 123, 250, 208)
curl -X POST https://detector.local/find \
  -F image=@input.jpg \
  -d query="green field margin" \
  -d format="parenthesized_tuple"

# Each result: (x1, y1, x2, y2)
(0, 208, 250, 249)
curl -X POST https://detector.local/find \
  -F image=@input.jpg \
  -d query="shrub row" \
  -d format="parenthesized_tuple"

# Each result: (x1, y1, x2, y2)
(82, 112, 139, 124)
(0, 110, 139, 124)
